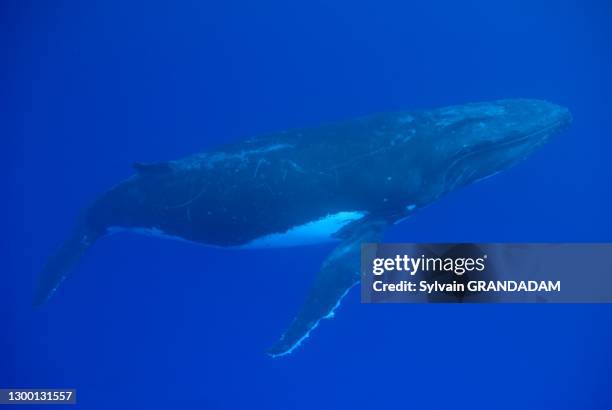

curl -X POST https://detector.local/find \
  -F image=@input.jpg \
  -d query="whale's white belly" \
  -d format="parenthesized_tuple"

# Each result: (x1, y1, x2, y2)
(107, 211, 367, 249)
(240, 211, 366, 249)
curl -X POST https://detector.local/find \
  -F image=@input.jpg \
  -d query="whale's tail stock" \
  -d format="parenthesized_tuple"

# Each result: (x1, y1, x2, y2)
(33, 217, 102, 306)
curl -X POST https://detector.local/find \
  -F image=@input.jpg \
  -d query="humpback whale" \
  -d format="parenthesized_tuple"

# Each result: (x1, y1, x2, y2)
(35, 99, 571, 356)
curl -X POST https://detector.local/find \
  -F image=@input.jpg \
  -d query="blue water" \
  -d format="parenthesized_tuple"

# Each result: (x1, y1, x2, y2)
(4, 1, 612, 408)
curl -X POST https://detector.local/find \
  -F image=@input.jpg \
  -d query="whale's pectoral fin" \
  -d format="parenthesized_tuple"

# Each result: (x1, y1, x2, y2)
(268, 217, 388, 357)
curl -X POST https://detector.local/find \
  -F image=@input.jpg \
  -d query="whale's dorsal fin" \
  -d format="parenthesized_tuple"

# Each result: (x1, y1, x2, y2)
(268, 216, 389, 357)
(132, 161, 173, 175)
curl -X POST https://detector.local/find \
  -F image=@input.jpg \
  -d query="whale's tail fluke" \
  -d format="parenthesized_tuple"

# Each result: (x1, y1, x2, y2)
(34, 221, 102, 306)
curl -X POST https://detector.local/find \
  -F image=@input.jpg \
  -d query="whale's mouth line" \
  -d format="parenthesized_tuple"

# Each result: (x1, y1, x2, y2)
(457, 117, 566, 159)
(444, 117, 567, 189)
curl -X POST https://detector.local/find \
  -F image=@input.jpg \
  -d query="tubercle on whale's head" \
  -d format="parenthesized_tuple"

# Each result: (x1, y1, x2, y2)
(424, 99, 571, 191)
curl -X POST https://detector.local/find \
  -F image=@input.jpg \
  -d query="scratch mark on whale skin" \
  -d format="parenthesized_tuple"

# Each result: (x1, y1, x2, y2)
(179, 143, 295, 171)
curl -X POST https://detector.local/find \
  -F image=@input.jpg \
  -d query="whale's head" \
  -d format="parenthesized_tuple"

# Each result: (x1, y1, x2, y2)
(424, 99, 571, 193)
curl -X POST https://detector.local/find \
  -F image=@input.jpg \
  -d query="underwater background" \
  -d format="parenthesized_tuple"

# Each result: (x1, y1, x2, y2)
(3, 0, 612, 408)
